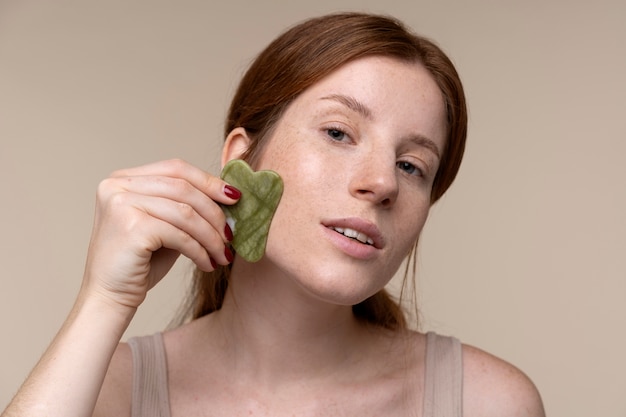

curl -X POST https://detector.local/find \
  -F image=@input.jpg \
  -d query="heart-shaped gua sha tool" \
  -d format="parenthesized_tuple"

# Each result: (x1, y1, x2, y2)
(220, 159, 283, 262)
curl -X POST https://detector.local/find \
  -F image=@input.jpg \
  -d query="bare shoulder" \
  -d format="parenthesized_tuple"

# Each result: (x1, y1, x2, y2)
(93, 342, 133, 417)
(462, 343, 545, 417)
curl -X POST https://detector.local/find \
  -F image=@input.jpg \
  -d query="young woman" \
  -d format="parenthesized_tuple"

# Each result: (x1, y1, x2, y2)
(2, 12, 544, 417)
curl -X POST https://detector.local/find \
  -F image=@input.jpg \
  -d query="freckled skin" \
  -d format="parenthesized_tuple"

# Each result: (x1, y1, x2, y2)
(5, 46, 545, 417)
(249, 56, 447, 305)
(97, 57, 544, 417)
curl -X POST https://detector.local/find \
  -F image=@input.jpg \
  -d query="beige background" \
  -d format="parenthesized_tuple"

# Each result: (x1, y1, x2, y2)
(1, 0, 624, 415)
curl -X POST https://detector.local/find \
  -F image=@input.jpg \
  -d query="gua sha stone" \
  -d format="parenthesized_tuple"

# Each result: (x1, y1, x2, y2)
(220, 159, 283, 262)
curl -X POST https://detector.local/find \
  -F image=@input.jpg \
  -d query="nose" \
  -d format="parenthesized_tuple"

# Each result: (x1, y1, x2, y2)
(349, 151, 399, 208)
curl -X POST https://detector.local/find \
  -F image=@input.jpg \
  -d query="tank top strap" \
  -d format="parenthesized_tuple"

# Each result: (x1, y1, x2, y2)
(422, 331, 463, 417)
(127, 332, 172, 417)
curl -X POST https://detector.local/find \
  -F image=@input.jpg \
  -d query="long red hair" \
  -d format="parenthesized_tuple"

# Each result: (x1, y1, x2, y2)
(177, 12, 467, 330)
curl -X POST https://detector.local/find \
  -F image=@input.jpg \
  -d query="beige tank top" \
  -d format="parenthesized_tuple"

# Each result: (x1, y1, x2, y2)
(128, 331, 462, 417)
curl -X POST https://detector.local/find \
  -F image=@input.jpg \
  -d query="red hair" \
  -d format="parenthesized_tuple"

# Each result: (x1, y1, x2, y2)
(177, 12, 467, 330)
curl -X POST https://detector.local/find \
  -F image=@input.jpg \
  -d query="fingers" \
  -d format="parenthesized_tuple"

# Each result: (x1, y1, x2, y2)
(132, 206, 216, 273)
(120, 192, 231, 266)
(96, 159, 239, 269)
(101, 159, 240, 245)
(83, 159, 238, 310)
(100, 175, 230, 243)
(110, 159, 240, 206)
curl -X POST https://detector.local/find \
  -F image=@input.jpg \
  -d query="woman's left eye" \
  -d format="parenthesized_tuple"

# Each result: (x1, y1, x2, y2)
(397, 161, 422, 176)
(326, 129, 346, 141)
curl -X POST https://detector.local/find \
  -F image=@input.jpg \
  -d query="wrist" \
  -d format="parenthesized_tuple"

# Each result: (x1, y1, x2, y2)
(73, 286, 138, 336)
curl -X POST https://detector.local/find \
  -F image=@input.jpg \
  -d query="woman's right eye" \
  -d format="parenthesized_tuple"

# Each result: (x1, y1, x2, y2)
(326, 128, 346, 141)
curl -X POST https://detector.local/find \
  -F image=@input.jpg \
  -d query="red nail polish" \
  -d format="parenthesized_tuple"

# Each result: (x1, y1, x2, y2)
(224, 224, 233, 242)
(224, 246, 234, 263)
(210, 257, 218, 270)
(224, 185, 241, 200)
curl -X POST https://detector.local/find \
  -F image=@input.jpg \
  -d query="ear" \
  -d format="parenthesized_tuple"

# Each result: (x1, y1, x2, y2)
(221, 127, 252, 167)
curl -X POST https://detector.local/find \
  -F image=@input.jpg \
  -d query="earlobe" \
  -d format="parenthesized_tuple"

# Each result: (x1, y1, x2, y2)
(221, 127, 252, 167)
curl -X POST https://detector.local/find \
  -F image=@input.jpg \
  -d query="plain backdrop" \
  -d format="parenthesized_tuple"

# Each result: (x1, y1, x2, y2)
(1, 1, 624, 415)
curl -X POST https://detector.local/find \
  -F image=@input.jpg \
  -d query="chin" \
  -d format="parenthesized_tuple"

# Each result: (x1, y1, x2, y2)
(290, 262, 392, 306)
(262, 232, 399, 306)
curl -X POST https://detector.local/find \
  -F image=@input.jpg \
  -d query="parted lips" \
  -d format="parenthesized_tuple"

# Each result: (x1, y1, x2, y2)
(220, 159, 284, 262)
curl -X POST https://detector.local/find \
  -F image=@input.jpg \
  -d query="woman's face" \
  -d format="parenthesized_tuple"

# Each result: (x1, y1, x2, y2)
(251, 56, 447, 306)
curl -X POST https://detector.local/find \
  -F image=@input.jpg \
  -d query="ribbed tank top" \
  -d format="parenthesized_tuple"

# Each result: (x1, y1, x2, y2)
(128, 331, 462, 417)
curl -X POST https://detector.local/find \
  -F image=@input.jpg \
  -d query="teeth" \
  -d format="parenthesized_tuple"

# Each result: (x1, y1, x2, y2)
(332, 227, 374, 245)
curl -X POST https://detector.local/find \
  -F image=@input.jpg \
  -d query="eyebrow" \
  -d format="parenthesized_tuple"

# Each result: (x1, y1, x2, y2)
(320, 93, 441, 159)
(320, 94, 373, 120)
(407, 134, 441, 160)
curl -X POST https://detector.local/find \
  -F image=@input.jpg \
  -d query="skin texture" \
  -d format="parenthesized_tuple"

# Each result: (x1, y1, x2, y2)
(104, 56, 543, 416)
(240, 56, 447, 308)
(3, 57, 545, 417)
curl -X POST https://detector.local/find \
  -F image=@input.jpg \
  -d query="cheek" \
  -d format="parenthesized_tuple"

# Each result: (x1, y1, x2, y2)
(270, 157, 330, 230)
(261, 137, 332, 202)
(258, 139, 329, 235)
(392, 196, 431, 253)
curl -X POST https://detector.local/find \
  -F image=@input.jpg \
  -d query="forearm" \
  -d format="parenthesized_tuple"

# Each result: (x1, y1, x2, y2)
(2, 159, 234, 416)
(2, 291, 135, 417)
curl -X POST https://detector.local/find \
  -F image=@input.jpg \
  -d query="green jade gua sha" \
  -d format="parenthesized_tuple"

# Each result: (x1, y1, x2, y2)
(220, 159, 284, 262)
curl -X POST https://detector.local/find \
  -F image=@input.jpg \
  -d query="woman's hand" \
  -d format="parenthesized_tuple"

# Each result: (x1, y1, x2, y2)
(2, 159, 238, 417)
(81, 159, 240, 311)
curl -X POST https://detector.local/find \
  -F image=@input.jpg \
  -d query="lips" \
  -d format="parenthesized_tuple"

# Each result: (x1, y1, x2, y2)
(329, 226, 374, 245)
(322, 217, 384, 249)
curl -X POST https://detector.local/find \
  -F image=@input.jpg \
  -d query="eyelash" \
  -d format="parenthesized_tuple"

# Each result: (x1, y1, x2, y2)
(397, 160, 423, 177)
(325, 127, 349, 142)
(323, 126, 426, 179)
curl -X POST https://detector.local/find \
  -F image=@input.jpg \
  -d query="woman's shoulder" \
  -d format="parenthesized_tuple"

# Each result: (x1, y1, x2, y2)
(461, 342, 545, 417)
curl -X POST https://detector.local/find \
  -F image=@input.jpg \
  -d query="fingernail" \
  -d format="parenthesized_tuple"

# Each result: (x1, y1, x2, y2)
(210, 257, 218, 270)
(224, 224, 233, 242)
(224, 246, 234, 263)
(224, 185, 241, 200)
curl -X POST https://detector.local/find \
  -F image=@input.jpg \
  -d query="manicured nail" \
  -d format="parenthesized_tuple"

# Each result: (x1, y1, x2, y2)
(224, 246, 234, 263)
(210, 257, 218, 270)
(224, 224, 233, 242)
(224, 185, 241, 200)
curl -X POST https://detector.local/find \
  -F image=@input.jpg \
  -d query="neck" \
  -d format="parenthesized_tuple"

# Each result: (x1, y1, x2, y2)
(206, 258, 374, 386)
